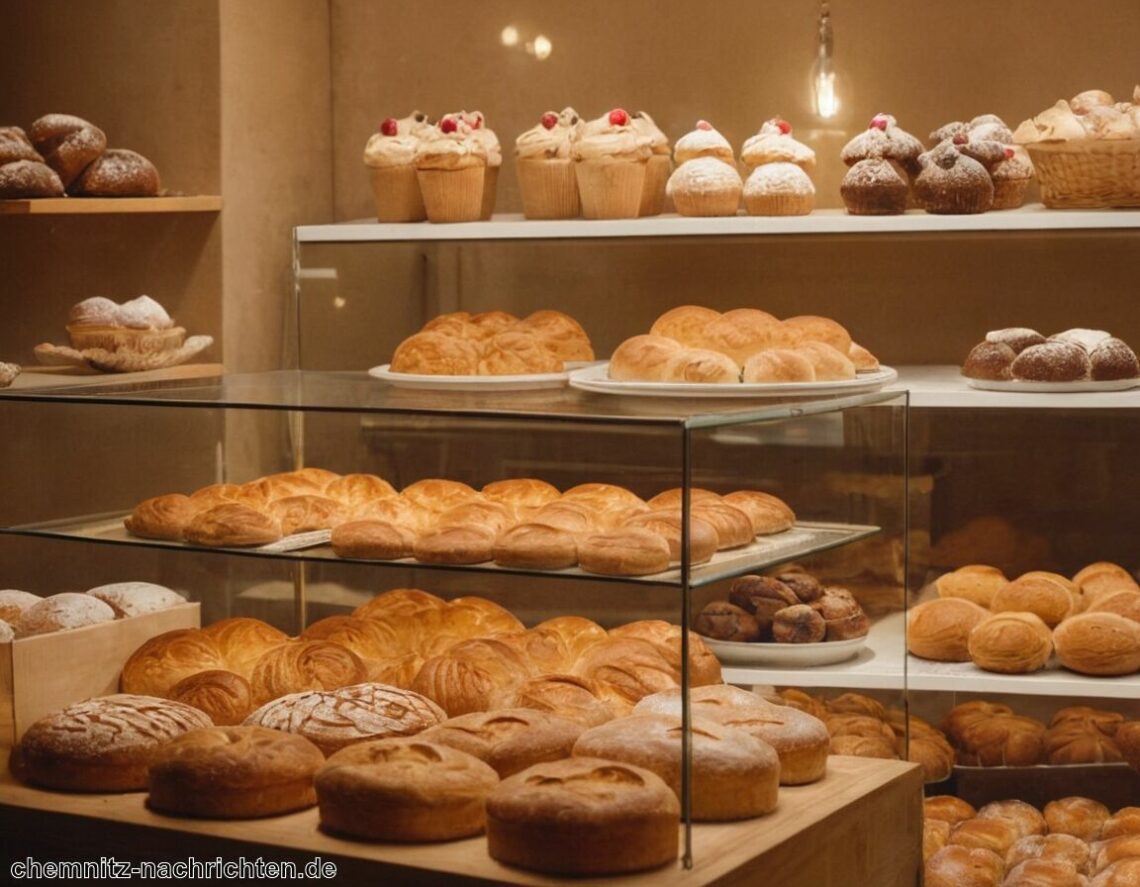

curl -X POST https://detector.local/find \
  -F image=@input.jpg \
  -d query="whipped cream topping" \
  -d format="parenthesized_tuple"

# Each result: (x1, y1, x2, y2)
(444, 110, 502, 167)
(742, 120, 816, 170)
(673, 123, 733, 163)
(631, 111, 670, 154)
(363, 111, 432, 167)
(1013, 100, 1089, 143)
(515, 107, 580, 160)
(69, 295, 173, 329)
(570, 112, 652, 162)
(744, 162, 815, 196)
(414, 118, 483, 170)
(666, 157, 742, 196)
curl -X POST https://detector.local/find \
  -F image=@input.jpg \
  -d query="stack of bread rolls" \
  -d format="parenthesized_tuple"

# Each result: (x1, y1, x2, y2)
(694, 568, 870, 644)
(924, 794, 1140, 886)
(388, 308, 593, 375)
(908, 562, 1140, 677)
(607, 305, 880, 384)
(777, 688, 955, 783)
(0, 582, 186, 642)
(124, 469, 796, 577)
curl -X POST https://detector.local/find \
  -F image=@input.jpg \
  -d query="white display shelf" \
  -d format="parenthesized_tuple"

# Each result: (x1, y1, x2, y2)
(723, 611, 1140, 699)
(295, 206, 1140, 243)
(894, 365, 1140, 408)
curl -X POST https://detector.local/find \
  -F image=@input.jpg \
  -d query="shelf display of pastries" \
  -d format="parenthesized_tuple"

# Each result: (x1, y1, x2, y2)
(923, 794, 1140, 885)
(962, 327, 1140, 388)
(909, 562, 1140, 678)
(33, 296, 214, 373)
(122, 468, 797, 577)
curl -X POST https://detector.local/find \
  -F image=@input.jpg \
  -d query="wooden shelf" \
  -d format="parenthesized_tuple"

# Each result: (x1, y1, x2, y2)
(6, 363, 224, 390)
(0, 755, 921, 886)
(0, 195, 223, 215)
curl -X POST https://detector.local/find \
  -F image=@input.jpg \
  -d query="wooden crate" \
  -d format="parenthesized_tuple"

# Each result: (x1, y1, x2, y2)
(0, 603, 200, 746)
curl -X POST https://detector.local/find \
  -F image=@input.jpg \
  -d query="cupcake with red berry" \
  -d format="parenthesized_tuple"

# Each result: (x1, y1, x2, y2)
(739, 118, 816, 216)
(913, 141, 994, 214)
(362, 110, 431, 222)
(630, 110, 672, 216)
(515, 108, 581, 219)
(665, 120, 742, 216)
(839, 113, 922, 215)
(450, 110, 501, 219)
(741, 118, 817, 172)
(570, 108, 652, 219)
(414, 115, 485, 223)
(841, 113, 923, 182)
(989, 145, 1034, 209)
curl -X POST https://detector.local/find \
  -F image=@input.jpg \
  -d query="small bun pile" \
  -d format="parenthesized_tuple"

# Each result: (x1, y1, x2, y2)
(963, 327, 1139, 383)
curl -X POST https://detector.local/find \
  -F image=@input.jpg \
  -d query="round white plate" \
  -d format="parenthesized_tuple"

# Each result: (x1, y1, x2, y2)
(703, 634, 867, 667)
(368, 362, 586, 391)
(568, 364, 898, 398)
(967, 377, 1140, 393)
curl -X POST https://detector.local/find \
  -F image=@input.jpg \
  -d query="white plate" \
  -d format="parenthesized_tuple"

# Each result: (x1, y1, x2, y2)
(967, 377, 1140, 393)
(567, 364, 898, 398)
(703, 634, 867, 667)
(368, 362, 587, 391)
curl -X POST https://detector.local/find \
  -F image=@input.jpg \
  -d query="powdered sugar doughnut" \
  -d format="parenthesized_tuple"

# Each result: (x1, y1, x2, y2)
(985, 328, 1046, 353)
(1089, 337, 1140, 381)
(1050, 328, 1112, 353)
(1011, 340, 1091, 382)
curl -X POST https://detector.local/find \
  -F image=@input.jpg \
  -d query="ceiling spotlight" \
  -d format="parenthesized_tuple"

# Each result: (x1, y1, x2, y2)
(500, 25, 519, 47)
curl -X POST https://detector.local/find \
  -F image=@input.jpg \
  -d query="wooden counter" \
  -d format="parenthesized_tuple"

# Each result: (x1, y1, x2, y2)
(0, 755, 922, 886)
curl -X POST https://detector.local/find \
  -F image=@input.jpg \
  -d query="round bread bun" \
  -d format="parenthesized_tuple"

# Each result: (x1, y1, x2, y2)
(495, 673, 616, 727)
(248, 640, 367, 706)
(73, 148, 159, 196)
(315, 738, 499, 841)
(0, 126, 40, 164)
(0, 159, 65, 197)
(992, 573, 1078, 627)
(330, 518, 416, 559)
(949, 816, 1023, 856)
(350, 495, 434, 532)
(699, 308, 781, 365)
(561, 482, 648, 514)
(907, 597, 990, 661)
(924, 794, 978, 825)
(573, 712, 780, 821)
(122, 494, 198, 542)
(1044, 796, 1111, 842)
(28, 113, 107, 188)
(0, 589, 43, 624)
(353, 587, 446, 621)
(266, 494, 348, 535)
(608, 334, 685, 381)
(1006, 833, 1092, 874)
(11, 694, 212, 792)
(514, 309, 594, 362)
(323, 473, 397, 507)
(531, 615, 609, 661)
(1102, 807, 1140, 840)
(742, 348, 816, 383)
(924, 845, 1005, 887)
(480, 477, 561, 518)
(413, 525, 495, 564)
(1091, 858, 1140, 886)
(721, 489, 796, 533)
(485, 756, 679, 875)
(649, 304, 721, 347)
(1073, 562, 1139, 599)
(925, 819, 952, 864)
(644, 486, 722, 510)
(168, 669, 254, 726)
(147, 725, 323, 818)
(621, 510, 719, 564)
(934, 564, 1009, 608)
(183, 502, 283, 548)
(1053, 612, 1140, 676)
(782, 314, 853, 354)
(301, 614, 402, 664)
(1003, 858, 1088, 886)
(200, 617, 289, 680)
(493, 627, 576, 674)
(120, 628, 228, 697)
(400, 478, 480, 513)
(694, 600, 761, 642)
(608, 619, 722, 687)
(1091, 836, 1140, 876)
(976, 798, 1048, 839)
(478, 329, 563, 374)
(1087, 591, 1140, 625)
(661, 348, 741, 383)
(420, 708, 585, 777)
(967, 611, 1054, 674)
(411, 637, 533, 717)
(16, 592, 116, 638)
(578, 527, 670, 576)
(244, 682, 445, 756)
(440, 596, 525, 638)
(85, 582, 185, 618)
(435, 499, 516, 536)
(530, 499, 600, 534)
(390, 331, 481, 374)
(492, 522, 579, 569)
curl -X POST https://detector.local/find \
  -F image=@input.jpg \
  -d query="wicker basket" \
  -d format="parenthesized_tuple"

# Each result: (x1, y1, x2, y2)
(1025, 140, 1140, 208)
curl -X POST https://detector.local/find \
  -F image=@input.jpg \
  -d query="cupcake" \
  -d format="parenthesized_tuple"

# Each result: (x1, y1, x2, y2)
(990, 146, 1034, 210)
(841, 113, 924, 199)
(840, 158, 908, 215)
(913, 142, 994, 214)
(362, 111, 430, 222)
(414, 116, 485, 223)
(741, 118, 817, 172)
(743, 162, 814, 216)
(630, 111, 672, 216)
(514, 108, 581, 219)
(449, 110, 501, 219)
(665, 121, 741, 217)
(570, 108, 652, 219)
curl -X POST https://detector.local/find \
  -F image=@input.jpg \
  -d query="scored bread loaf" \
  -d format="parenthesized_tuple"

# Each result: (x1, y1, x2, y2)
(907, 597, 990, 662)
(493, 627, 576, 675)
(147, 725, 324, 818)
(168, 669, 254, 726)
(1044, 796, 1112, 842)
(420, 708, 585, 777)
(248, 639, 367, 706)
(967, 611, 1054, 674)
(493, 673, 616, 727)
(923, 846, 1004, 887)
(975, 798, 1048, 839)
(924, 795, 978, 826)
(948, 816, 1022, 857)
(200, 617, 289, 680)
(492, 523, 579, 570)
(1053, 612, 1140, 676)
(608, 619, 722, 687)
(85, 582, 185, 618)
(570, 637, 680, 714)
(120, 628, 228, 697)
(411, 637, 533, 717)
(15, 592, 116, 637)
(934, 564, 1009, 608)
(991, 573, 1079, 627)
(1006, 833, 1091, 874)
(577, 527, 671, 576)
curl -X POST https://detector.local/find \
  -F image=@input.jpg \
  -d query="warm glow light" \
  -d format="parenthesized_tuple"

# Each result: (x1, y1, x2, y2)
(809, 2, 842, 121)
(500, 25, 519, 47)
(532, 34, 552, 60)
(812, 67, 839, 119)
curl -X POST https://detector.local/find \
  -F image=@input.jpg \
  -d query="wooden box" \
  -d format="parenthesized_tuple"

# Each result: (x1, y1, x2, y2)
(0, 603, 200, 747)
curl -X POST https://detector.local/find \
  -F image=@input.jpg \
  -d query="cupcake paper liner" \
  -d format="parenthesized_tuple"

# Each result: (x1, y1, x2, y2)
(416, 166, 485, 223)
(517, 158, 580, 219)
(575, 157, 647, 220)
(368, 164, 426, 223)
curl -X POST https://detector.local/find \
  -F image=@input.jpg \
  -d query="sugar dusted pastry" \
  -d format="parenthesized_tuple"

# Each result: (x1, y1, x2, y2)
(672, 119, 734, 164)
(914, 142, 994, 215)
(515, 108, 581, 219)
(743, 161, 815, 216)
(666, 121, 742, 217)
(66, 295, 184, 354)
(630, 110, 671, 216)
(0, 361, 21, 388)
(741, 118, 817, 172)
(841, 113, 924, 178)
(990, 145, 1034, 209)
(362, 111, 431, 222)
(570, 108, 652, 219)
(840, 158, 908, 215)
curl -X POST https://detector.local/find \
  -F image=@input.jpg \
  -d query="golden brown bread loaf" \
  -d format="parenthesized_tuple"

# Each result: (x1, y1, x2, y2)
(992, 573, 1079, 627)
(146, 725, 324, 818)
(530, 499, 600, 533)
(935, 564, 1010, 608)
(699, 308, 781, 365)
(661, 347, 741, 383)
(908, 597, 991, 661)
(266, 494, 347, 535)
(330, 518, 417, 559)
(950, 816, 1023, 856)
(120, 628, 228, 697)
(248, 639, 367, 706)
(650, 304, 721, 347)
(300, 615, 401, 665)
(1003, 858, 1089, 887)
(608, 334, 685, 381)
(1053, 613, 1140, 676)
(11, 694, 212, 791)
(200, 617, 289, 680)
(441, 596, 525, 638)
(742, 348, 817, 382)
(491, 627, 573, 675)
(924, 845, 1005, 887)
(621, 510, 719, 564)
(1091, 858, 1140, 887)
(1046, 707, 1125, 765)
(1073, 562, 1139, 599)
(390, 331, 481, 374)
(413, 525, 496, 564)
(15, 592, 116, 637)
(323, 472, 397, 507)
(183, 503, 283, 547)
(420, 708, 584, 777)
(968, 611, 1054, 674)
(411, 637, 533, 717)
(436, 499, 516, 536)
(494, 673, 616, 727)
(514, 309, 594, 362)
(1045, 797, 1112, 843)
(168, 669, 254, 726)
(1006, 833, 1092, 875)
(692, 501, 756, 549)
(1118, 724, 1140, 773)
(123, 493, 199, 541)
(0, 588, 41, 624)
(926, 818, 952, 863)
(722, 489, 796, 532)
(977, 799, 1048, 839)
(480, 477, 561, 517)
(1087, 591, 1140, 625)
(401, 478, 480, 513)
(492, 522, 579, 569)
(243, 682, 446, 756)
(607, 619, 722, 686)
(351, 495, 433, 532)
(485, 756, 680, 875)
(573, 713, 780, 821)
(478, 329, 563, 374)
(1102, 807, 1140, 839)
(577, 527, 671, 576)
(353, 587, 446, 621)
(925, 794, 979, 825)
(561, 482, 648, 514)
(1090, 836, 1140, 876)
(943, 702, 1047, 767)
(532, 615, 608, 660)
(316, 738, 499, 841)
(571, 637, 680, 714)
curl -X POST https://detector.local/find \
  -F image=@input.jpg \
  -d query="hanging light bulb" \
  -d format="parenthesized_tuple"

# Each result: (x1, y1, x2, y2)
(810, 2, 840, 120)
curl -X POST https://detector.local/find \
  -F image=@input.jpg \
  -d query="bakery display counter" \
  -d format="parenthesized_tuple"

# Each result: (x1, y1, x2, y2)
(294, 205, 1140, 243)
(0, 755, 922, 886)
(896, 365, 1140, 408)
(723, 612, 1140, 699)
(0, 195, 223, 215)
